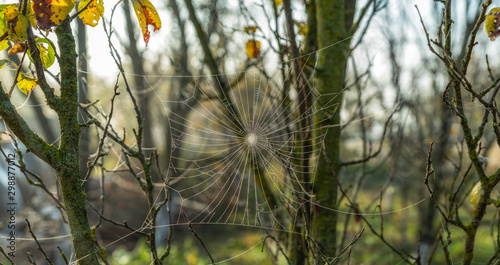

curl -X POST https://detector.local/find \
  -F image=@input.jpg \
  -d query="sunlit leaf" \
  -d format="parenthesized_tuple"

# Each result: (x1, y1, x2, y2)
(0, 59, 9, 70)
(3, 6, 29, 42)
(0, 4, 15, 34)
(485, 7, 500, 41)
(274, 0, 282, 7)
(244, 26, 258, 34)
(32, 0, 75, 30)
(78, 0, 104, 27)
(27, 2, 38, 28)
(131, 0, 162, 46)
(245, 40, 261, 59)
(28, 38, 55, 69)
(0, 4, 15, 12)
(295, 21, 308, 36)
(8, 42, 26, 54)
(17, 72, 38, 95)
(470, 182, 482, 208)
(0, 40, 9, 51)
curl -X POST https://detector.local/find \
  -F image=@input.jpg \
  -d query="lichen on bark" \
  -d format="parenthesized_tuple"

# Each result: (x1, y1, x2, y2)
(313, 0, 355, 256)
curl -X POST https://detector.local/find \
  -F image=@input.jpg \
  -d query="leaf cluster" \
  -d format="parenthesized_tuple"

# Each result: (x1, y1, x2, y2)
(0, 0, 162, 95)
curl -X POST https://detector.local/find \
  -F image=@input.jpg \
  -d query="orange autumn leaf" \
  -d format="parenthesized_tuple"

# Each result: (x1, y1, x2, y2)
(78, 0, 104, 27)
(32, 0, 75, 30)
(244, 26, 258, 34)
(131, 0, 161, 46)
(8, 42, 27, 54)
(245, 40, 261, 59)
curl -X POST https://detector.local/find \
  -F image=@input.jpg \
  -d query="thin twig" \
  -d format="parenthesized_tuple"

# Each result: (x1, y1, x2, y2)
(9, 45, 28, 96)
(331, 229, 365, 264)
(83, 75, 121, 182)
(26, 219, 55, 265)
(341, 104, 398, 167)
(86, 201, 148, 236)
(57, 246, 69, 265)
(0, 245, 15, 264)
(182, 212, 215, 264)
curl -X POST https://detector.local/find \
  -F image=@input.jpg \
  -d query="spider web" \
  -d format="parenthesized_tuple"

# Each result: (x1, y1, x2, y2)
(148, 55, 330, 230)
(0, 44, 439, 265)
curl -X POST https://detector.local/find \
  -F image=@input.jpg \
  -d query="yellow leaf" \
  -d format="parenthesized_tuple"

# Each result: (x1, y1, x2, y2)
(274, 0, 282, 6)
(471, 182, 483, 208)
(295, 21, 308, 36)
(17, 72, 38, 95)
(0, 40, 9, 51)
(3, 6, 29, 42)
(131, 0, 162, 46)
(245, 40, 261, 59)
(244, 26, 258, 34)
(50, 0, 75, 25)
(32, 0, 75, 30)
(485, 8, 500, 41)
(187, 252, 197, 265)
(78, 0, 104, 27)
(27, 2, 37, 28)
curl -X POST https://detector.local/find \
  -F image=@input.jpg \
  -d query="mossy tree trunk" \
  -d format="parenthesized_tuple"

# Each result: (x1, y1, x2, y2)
(0, 19, 99, 264)
(55, 20, 99, 265)
(313, 0, 355, 256)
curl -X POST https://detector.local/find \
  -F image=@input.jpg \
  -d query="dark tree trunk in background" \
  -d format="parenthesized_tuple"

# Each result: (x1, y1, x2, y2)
(77, 12, 91, 179)
(312, 0, 355, 256)
(123, 0, 154, 155)
(166, 0, 196, 174)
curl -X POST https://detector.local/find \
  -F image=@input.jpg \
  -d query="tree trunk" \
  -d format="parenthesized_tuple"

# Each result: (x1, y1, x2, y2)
(313, 0, 354, 256)
(284, 0, 315, 262)
(77, 13, 91, 180)
(55, 20, 99, 265)
(123, 0, 154, 153)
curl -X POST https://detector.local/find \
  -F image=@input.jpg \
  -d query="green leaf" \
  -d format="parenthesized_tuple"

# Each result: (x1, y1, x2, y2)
(28, 38, 55, 69)
(17, 72, 38, 95)
(0, 59, 9, 70)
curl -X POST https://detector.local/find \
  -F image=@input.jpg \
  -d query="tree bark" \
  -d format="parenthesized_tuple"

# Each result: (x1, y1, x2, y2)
(55, 19, 100, 265)
(77, 12, 91, 180)
(313, 0, 354, 256)
(123, 0, 154, 153)
(0, 18, 101, 265)
(284, 0, 313, 262)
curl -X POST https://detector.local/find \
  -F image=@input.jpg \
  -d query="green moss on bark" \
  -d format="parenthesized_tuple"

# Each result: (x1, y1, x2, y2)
(53, 19, 99, 265)
(313, 0, 354, 256)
